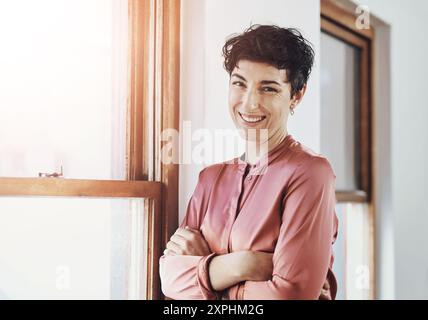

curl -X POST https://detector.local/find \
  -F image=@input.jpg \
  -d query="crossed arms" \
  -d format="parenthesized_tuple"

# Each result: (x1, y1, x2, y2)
(159, 157, 337, 300)
(161, 226, 331, 299)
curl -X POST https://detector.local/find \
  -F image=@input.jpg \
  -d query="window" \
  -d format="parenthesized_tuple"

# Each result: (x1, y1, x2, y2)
(0, 0, 180, 299)
(320, 0, 374, 299)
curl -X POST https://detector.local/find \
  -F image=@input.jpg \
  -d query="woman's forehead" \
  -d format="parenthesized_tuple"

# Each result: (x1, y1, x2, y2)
(233, 60, 288, 83)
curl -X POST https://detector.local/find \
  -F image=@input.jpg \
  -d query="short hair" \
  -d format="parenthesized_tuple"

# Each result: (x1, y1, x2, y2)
(222, 24, 315, 98)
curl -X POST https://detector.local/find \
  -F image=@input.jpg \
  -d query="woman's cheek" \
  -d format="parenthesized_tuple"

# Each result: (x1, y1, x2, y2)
(229, 90, 241, 104)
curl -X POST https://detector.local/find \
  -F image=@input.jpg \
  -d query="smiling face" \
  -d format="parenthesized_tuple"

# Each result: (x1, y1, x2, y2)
(228, 60, 301, 142)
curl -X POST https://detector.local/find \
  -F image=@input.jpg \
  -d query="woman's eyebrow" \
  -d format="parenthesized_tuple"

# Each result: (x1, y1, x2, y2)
(231, 73, 282, 86)
(260, 80, 281, 86)
(231, 73, 247, 81)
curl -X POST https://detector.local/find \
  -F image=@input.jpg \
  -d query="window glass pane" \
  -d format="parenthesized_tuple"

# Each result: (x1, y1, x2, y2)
(0, 196, 146, 299)
(332, 202, 372, 300)
(320, 32, 360, 190)
(0, 0, 128, 180)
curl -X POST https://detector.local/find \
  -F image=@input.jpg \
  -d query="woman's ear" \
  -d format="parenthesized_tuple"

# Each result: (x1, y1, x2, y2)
(291, 84, 307, 107)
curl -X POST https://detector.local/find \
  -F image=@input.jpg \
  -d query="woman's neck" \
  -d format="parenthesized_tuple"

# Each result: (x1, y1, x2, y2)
(243, 129, 288, 165)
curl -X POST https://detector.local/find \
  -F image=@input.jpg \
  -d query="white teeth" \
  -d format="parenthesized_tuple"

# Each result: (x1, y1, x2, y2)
(240, 113, 265, 123)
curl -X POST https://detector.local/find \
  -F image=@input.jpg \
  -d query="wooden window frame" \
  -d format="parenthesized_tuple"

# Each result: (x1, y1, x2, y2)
(127, 0, 180, 299)
(321, 0, 376, 299)
(0, 0, 180, 300)
(321, 0, 373, 203)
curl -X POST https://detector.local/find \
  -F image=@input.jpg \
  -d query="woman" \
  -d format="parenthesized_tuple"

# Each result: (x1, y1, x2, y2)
(159, 25, 338, 300)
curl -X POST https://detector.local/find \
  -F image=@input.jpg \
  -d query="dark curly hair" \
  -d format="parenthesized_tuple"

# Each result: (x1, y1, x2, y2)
(222, 24, 315, 98)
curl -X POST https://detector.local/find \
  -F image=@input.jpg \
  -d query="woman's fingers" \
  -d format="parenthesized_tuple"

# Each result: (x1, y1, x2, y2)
(166, 232, 196, 255)
(166, 227, 212, 256)
(323, 280, 330, 290)
(241, 250, 274, 281)
(320, 279, 331, 298)
(166, 240, 184, 255)
(175, 227, 197, 240)
(163, 248, 175, 256)
(170, 233, 187, 248)
(184, 226, 198, 233)
(171, 229, 195, 255)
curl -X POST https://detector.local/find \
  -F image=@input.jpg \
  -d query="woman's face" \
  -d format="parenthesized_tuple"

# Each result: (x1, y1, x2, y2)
(228, 59, 301, 142)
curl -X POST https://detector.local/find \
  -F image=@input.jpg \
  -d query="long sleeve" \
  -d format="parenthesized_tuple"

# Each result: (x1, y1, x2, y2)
(159, 168, 221, 300)
(227, 156, 337, 300)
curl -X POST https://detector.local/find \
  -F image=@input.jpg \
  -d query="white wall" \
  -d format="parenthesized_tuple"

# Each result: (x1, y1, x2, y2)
(180, 0, 321, 221)
(352, 0, 428, 300)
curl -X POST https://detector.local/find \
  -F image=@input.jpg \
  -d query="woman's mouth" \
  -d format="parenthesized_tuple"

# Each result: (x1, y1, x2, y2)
(238, 112, 266, 124)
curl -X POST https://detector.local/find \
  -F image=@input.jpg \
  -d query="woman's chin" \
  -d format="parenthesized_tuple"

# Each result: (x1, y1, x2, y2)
(236, 127, 269, 142)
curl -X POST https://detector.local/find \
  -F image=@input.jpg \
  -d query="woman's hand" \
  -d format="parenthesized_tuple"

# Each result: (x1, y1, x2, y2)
(208, 250, 273, 291)
(239, 250, 274, 281)
(319, 279, 332, 299)
(164, 226, 211, 256)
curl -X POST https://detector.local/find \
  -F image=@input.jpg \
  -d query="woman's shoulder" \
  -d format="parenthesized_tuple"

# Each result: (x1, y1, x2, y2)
(197, 157, 242, 184)
(285, 139, 336, 180)
(197, 162, 225, 183)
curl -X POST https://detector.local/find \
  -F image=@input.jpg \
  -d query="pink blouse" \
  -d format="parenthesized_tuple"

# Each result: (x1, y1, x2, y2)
(159, 134, 338, 300)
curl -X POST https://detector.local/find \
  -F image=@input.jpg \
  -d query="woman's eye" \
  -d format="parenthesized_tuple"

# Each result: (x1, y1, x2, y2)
(232, 81, 246, 87)
(261, 87, 278, 93)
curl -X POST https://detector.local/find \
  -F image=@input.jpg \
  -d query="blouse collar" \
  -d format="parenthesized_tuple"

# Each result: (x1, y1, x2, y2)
(234, 134, 295, 175)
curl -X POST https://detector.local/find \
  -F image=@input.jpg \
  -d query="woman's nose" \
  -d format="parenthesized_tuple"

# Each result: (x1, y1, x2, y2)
(242, 90, 259, 111)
